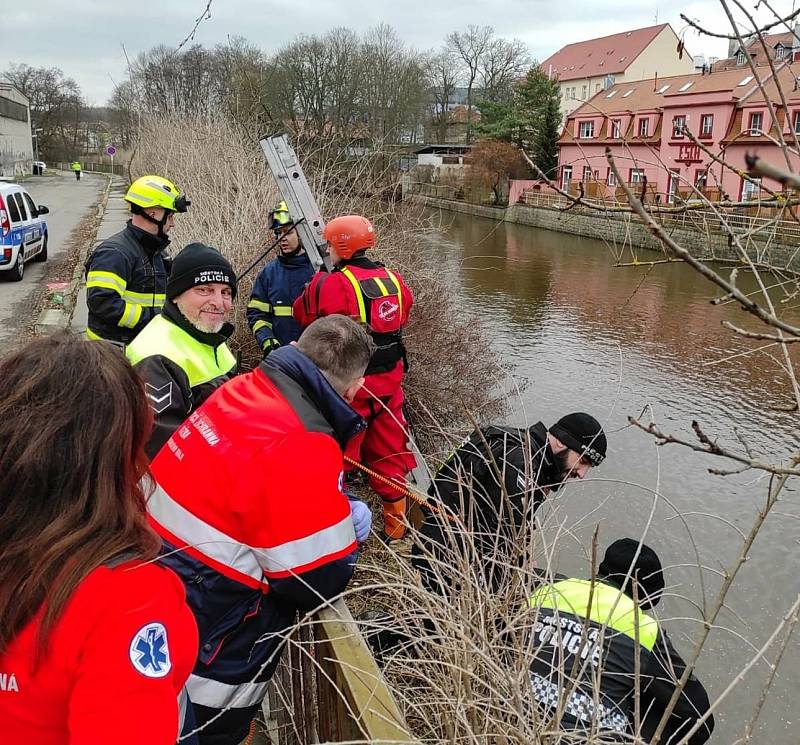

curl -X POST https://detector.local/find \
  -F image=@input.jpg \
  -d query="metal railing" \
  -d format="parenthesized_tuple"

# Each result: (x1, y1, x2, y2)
(261, 599, 415, 744)
(56, 161, 125, 176)
(518, 188, 800, 245)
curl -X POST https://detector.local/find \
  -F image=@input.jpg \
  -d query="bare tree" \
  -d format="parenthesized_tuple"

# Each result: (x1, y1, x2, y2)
(478, 37, 530, 104)
(446, 25, 494, 144)
(2, 63, 84, 160)
(425, 50, 460, 144)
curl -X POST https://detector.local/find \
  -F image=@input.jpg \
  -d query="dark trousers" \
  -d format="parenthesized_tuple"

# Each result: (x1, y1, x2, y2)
(74, 171, 81, 180)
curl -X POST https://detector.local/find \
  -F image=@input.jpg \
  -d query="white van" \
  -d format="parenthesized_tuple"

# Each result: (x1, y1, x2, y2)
(0, 182, 49, 281)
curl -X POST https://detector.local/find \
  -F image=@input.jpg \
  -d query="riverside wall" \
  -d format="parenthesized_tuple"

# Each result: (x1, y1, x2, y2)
(411, 194, 800, 268)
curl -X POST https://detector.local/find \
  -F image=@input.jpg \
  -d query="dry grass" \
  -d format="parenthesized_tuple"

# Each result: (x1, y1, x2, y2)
(129, 111, 507, 445)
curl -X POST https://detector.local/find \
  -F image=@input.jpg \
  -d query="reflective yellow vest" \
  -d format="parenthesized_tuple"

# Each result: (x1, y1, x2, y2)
(126, 314, 236, 390)
(529, 578, 659, 651)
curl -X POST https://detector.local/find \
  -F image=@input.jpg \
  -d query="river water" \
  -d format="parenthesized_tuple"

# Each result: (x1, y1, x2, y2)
(423, 209, 800, 744)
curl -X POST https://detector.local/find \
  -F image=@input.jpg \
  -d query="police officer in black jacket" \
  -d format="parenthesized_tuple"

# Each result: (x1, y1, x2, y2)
(85, 175, 189, 345)
(528, 539, 714, 744)
(411, 413, 607, 594)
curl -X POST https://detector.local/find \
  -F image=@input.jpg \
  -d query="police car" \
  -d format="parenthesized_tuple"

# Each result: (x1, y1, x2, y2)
(0, 181, 49, 281)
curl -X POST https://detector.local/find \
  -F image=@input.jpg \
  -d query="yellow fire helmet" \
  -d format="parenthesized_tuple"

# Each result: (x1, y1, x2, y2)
(124, 175, 190, 214)
(270, 200, 293, 230)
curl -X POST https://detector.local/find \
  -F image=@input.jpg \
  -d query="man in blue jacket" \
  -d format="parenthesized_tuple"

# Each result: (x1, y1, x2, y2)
(247, 201, 314, 356)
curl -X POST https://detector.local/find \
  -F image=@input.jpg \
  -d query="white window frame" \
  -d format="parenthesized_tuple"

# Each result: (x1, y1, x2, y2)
(742, 177, 761, 200)
(701, 114, 713, 137)
(794, 111, 800, 135)
(607, 169, 617, 187)
(578, 120, 595, 139)
(673, 116, 686, 137)
(638, 118, 649, 137)
(737, 51, 747, 65)
(749, 111, 763, 136)
(561, 165, 572, 191)
(630, 169, 645, 184)
(611, 119, 621, 138)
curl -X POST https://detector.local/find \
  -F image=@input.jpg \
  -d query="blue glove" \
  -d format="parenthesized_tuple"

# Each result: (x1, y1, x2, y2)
(349, 499, 372, 543)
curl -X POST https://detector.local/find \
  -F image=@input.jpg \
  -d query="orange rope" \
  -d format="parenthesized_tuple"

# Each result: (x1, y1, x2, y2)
(241, 720, 256, 745)
(343, 455, 456, 522)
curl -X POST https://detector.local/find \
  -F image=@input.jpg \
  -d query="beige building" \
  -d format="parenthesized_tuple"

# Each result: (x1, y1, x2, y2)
(541, 24, 695, 121)
(0, 84, 33, 178)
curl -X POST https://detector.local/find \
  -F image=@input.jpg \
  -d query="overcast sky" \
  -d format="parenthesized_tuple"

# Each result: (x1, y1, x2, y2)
(0, 1, 792, 106)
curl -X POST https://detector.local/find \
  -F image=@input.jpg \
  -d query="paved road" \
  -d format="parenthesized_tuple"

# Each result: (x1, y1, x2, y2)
(0, 171, 104, 349)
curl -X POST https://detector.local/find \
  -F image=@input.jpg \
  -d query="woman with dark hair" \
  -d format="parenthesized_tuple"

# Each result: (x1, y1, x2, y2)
(0, 335, 198, 744)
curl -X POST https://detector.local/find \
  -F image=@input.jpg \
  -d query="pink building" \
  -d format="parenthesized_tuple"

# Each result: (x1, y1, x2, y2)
(556, 62, 800, 203)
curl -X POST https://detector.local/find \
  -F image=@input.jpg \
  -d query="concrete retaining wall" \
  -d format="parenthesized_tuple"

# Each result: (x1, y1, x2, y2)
(413, 195, 799, 267)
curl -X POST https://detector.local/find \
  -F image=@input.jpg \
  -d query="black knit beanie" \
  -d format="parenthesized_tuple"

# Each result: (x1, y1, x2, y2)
(549, 412, 607, 466)
(599, 538, 665, 608)
(166, 242, 237, 300)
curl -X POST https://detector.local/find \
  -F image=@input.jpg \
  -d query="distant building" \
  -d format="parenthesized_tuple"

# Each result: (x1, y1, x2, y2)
(713, 26, 800, 70)
(556, 62, 800, 203)
(0, 84, 32, 178)
(424, 104, 483, 145)
(541, 24, 695, 121)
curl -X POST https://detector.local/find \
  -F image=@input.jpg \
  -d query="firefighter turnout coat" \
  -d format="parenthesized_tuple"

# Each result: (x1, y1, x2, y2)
(126, 300, 237, 459)
(0, 560, 198, 745)
(247, 252, 314, 354)
(147, 344, 364, 745)
(528, 578, 714, 744)
(85, 221, 169, 344)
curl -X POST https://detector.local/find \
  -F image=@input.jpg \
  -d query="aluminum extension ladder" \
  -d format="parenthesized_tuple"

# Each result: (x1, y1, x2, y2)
(259, 134, 432, 496)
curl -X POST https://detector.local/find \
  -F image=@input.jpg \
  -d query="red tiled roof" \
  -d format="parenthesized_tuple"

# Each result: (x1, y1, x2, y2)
(712, 31, 796, 70)
(540, 24, 675, 82)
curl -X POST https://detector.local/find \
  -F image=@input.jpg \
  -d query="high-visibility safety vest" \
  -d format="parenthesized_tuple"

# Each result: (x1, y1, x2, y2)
(529, 578, 659, 650)
(126, 314, 236, 391)
(126, 307, 237, 459)
(293, 257, 413, 376)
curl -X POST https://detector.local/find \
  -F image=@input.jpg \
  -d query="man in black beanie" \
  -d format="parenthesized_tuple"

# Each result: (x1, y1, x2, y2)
(126, 242, 238, 458)
(528, 539, 714, 744)
(411, 413, 607, 594)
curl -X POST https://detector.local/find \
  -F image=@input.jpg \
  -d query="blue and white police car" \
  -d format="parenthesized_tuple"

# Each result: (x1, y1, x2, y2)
(0, 181, 49, 281)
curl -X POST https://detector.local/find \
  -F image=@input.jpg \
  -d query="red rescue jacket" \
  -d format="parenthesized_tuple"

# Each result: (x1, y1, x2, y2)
(0, 561, 197, 745)
(147, 345, 362, 720)
(293, 254, 413, 391)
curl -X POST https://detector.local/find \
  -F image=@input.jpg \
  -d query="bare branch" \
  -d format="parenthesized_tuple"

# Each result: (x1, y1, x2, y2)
(177, 0, 213, 51)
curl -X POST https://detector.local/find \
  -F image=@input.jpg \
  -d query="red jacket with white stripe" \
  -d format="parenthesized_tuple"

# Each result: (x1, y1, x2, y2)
(147, 344, 364, 718)
(0, 561, 197, 745)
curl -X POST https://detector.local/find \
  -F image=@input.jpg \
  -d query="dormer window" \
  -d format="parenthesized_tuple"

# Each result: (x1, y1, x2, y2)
(736, 50, 747, 65)
(578, 120, 595, 139)
(776, 44, 786, 60)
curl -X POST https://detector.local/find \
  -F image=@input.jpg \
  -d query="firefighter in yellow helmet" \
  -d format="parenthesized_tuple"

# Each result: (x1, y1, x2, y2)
(85, 175, 190, 346)
(246, 201, 315, 356)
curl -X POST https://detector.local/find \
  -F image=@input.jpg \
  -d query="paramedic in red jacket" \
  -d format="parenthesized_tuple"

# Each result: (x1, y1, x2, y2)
(0, 335, 197, 745)
(294, 215, 415, 542)
(148, 314, 375, 745)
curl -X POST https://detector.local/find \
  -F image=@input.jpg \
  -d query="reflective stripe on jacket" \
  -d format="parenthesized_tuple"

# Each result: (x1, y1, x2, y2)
(126, 301, 237, 459)
(293, 254, 413, 375)
(247, 252, 314, 353)
(85, 221, 168, 344)
(528, 578, 714, 744)
(148, 345, 364, 720)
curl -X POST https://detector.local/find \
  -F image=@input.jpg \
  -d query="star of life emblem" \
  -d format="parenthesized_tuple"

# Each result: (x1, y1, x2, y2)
(129, 622, 172, 678)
